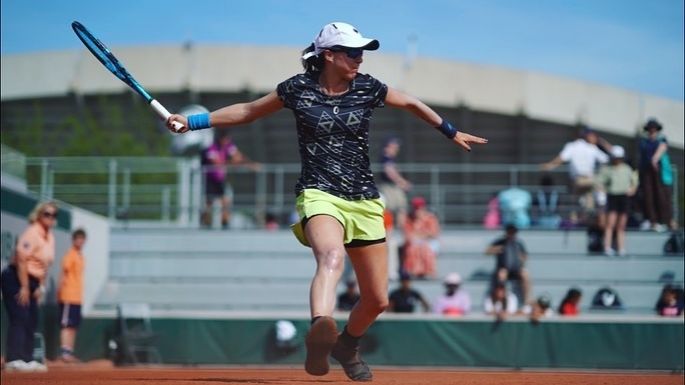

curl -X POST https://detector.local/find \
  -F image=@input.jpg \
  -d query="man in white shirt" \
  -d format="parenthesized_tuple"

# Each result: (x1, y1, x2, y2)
(542, 127, 611, 219)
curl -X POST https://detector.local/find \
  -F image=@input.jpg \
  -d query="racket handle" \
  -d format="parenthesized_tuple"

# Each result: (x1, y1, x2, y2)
(150, 99, 185, 132)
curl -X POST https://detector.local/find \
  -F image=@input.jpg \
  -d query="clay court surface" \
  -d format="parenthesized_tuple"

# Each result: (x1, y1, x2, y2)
(2, 365, 683, 385)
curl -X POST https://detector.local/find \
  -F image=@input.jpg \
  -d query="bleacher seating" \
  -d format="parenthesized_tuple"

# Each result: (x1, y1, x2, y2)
(96, 228, 683, 314)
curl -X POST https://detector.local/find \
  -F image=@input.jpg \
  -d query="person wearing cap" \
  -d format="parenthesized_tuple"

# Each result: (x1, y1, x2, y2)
(165, 22, 487, 381)
(595, 145, 638, 256)
(522, 295, 554, 323)
(402, 196, 440, 278)
(541, 127, 612, 224)
(638, 118, 673, 232)
(378, 137, 412, 227)
(485, 224, 530, 303)
(433, 273, 472, 316)
(388, 272, 430, 313)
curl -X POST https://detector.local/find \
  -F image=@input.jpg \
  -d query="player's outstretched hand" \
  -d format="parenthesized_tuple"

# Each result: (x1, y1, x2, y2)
(166, 114, 190, 133)
(453, 131, 488, 152)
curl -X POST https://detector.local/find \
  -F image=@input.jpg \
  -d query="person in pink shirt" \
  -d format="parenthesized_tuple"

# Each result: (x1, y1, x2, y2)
(433, 273, 471, 316)
(1, 202, 57, 372)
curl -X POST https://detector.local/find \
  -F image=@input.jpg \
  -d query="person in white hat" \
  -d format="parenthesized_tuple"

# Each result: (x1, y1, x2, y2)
(432, 272, 472, 316)
(166, 21, 487, 381)
(595, 145, 639, 256)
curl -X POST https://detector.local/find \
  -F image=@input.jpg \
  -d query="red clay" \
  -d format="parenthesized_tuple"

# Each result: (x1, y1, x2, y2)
(1, 366, 683, 385)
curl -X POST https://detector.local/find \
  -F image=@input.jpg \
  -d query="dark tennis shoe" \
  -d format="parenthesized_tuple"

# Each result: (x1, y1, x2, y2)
(331, 336, 373, 382)
(304, 316, 338, 376)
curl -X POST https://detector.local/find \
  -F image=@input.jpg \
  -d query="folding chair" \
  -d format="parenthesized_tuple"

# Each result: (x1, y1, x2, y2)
(115, 303, 162, 365)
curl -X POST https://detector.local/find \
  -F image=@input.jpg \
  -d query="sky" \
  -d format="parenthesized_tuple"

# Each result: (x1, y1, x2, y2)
(1, 0, 683, 100)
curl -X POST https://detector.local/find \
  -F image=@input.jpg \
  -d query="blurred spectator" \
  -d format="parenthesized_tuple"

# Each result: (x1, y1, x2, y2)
(201, 131, 260, 229)
(1, 201, 57, 372)
(498, 187, 532, 229)
(638, 119, 674, 232)
(655, 284, 684, 317)
(558, 288, 583, 316)
(383, 201, 400, 281)
(484, 224, 531, 304)
(377, 137, 412, 227)
(483, 282, 518, 320)
(402, 197, 440, 278)
(433, 273, 471, 316)
(483, 192, 501, 230)
(523, 295, 554, 323)
(57, 228, 87, 363)
(590, 287, 624, 310)
(541, 127, 610, 225)
(264, 213, 279, 231)
(534, 175, 561, 229)
(388, 272, 430, 313)
(337, 279, 360, 311)
(594, 146, 639, 256)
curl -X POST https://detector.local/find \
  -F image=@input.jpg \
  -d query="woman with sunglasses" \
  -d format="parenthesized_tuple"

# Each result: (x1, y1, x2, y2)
(1, 201, 58, 372)
(166, 22, 487, 381)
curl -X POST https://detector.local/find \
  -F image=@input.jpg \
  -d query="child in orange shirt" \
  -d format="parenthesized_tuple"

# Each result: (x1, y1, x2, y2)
(57, 229, 86, 363)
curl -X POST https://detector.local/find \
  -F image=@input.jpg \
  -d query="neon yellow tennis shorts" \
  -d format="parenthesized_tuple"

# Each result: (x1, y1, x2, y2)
(291, 189, 386, 248)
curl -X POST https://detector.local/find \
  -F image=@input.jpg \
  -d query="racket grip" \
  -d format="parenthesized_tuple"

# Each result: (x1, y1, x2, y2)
(150, 99, 185, 132)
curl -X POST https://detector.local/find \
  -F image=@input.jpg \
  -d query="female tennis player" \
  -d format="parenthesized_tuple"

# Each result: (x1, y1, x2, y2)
(167, 22, 487, 381)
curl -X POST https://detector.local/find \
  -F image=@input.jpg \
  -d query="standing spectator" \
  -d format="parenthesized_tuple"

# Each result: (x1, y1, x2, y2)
(638, 118, 673, 232)
(57, 229, 87, 363)
(595, 146, 639, 256)
(388, 272, 430, 313)
(201, 131, 259, 229)
(377, 137, 412, 227)
(484, 224, 531, 304)
(402, 196, 440, 279)
(655, 284, 684, 317)
(483, 282, 518, 320)
(336, 279, 360, 311)
(0, 202, 57, 372)
(541, 127, 611, 224)
(558, 288, 583, 316)
(433, 273, 471, 316)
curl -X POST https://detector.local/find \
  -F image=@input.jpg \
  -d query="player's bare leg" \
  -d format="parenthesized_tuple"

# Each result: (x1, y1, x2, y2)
(332, 242, 389, 381)
(304, 215, 346, 376)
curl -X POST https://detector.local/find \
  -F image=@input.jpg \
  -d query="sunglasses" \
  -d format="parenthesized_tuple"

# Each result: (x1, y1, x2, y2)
(327, 46, 364, 59)
(41, 211, 57, 219)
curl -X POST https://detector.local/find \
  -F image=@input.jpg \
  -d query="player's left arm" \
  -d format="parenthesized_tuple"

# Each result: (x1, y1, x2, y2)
(384, 87, 488, 152)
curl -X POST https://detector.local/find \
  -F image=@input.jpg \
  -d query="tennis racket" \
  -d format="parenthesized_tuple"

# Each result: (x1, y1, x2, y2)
(71, 21, 184, 132)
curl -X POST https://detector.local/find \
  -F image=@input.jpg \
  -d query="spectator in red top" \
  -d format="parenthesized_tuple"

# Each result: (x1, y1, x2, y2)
(558, 288, 582, 316)
(402, 197, 440, 278)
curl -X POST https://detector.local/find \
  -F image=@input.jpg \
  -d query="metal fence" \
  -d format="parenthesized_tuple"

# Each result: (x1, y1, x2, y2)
(8, 156, 680, 228)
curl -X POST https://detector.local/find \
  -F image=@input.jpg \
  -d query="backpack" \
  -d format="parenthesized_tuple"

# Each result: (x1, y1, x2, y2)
(591, 287, 623, 309)
(663, 230, 685, 255)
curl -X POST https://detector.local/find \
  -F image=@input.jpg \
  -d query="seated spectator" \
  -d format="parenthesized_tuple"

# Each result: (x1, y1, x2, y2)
(591, 287, 624, 310)
(655, 284, 684, 317)
(336, 279, 360, 311)
(433, 273, 471, 316)
(388, 272, 430, 313)
(498, 187, 532, 229)
(522, 295, 554, 323)
(483, 193, 500, 229)
(484, 224, 531, 303)
(558, 288, 583, 316)
(264, 213, 279, 231)
(483, 282, 518, 320)
(402, 196, 440, 278)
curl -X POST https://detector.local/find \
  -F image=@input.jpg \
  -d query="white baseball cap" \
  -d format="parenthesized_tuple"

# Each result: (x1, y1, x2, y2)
(610, 145, 625, 158)
(302, 22, 379, 60)
(444, 272, 462, 285)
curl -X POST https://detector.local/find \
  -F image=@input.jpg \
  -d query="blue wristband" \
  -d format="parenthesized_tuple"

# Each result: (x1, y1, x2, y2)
(436, 119, 458, 139)
(187, 113, 211, 131)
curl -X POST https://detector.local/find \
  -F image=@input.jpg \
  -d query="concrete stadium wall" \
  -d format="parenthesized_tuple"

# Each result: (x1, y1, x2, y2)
(2, 45, 683, 148)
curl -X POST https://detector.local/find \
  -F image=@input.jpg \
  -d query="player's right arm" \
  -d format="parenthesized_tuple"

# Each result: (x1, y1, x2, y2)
(166, 91, 283, 133)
